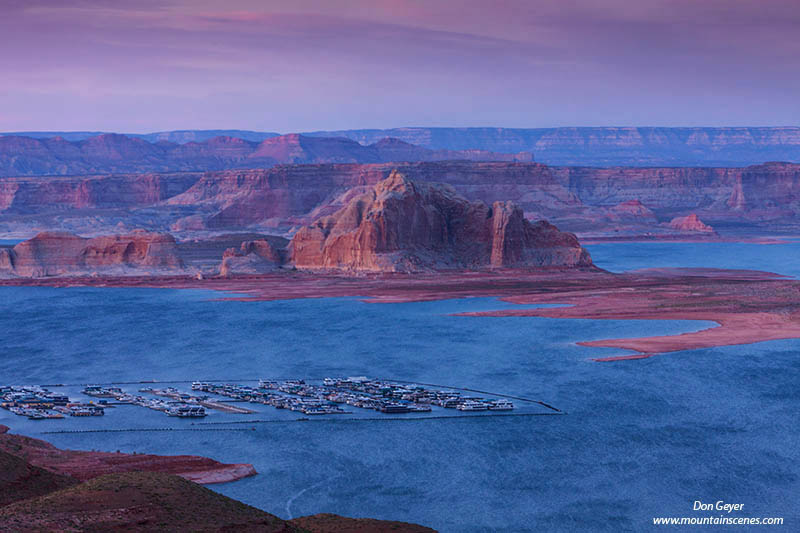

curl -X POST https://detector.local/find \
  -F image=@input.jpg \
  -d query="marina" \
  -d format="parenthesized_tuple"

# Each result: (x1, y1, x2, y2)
(1, 376, 555, 425)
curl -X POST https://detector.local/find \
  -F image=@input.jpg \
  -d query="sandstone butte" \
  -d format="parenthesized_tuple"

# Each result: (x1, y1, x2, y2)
(605, 199, 657, 222)
(0, 229, 183, 278)
(288, 170, 594, 272)
(0, 424, 254, 484)
(667, 213, 715, 233)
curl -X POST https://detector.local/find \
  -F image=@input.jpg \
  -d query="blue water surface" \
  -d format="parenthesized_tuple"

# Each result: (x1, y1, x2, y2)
(586, 241, 800, 278)
(0, 242, 797, 532)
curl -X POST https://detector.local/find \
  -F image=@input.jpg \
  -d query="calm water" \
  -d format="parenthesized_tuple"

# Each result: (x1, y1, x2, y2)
(587, 240, 800, 278)
(0, 242, 798, 532)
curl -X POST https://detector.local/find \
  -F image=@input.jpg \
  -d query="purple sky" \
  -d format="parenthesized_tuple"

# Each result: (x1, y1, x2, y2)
(2, 0, 799, 132)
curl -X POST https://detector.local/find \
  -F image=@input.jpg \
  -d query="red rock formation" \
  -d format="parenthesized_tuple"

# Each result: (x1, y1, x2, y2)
(289, 171, 592, 272)
(1, 230, 183, 277)
(7, 232, 87, 277)
(667, 214, 714, 233)
(219, 237, 288, 277)
(605, 199, 657, 221)
(727, 174, 746, 210)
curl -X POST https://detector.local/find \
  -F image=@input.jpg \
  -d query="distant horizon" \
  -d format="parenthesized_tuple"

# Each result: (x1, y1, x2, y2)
(3, 124, 800, 137)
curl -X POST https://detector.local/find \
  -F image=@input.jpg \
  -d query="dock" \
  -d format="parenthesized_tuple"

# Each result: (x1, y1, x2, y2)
(143, 388, 256, 414)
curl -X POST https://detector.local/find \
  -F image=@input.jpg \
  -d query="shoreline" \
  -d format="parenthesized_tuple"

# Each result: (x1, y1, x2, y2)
(0, 425, 256, 485)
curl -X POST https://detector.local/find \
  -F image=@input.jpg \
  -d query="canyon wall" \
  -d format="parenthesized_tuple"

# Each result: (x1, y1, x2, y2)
(2, 161, 800, 237)
(0, 173, 201, 213)
(166, 161, 800, 230)
(553, 162, 800, 221)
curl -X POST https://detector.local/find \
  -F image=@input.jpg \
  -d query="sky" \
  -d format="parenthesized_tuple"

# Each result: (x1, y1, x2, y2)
(1, 0, 799, 132)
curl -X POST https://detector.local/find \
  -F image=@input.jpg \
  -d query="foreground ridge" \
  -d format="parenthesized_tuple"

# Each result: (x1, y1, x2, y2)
(0, 426, 435, 532)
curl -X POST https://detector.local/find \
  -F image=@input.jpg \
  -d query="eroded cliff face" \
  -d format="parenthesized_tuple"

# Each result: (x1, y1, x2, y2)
(488, 202, 591, 267)
(0, 173, 201, 213)
(289, 171, 592, 272)
(219, 237, 288, 277)
(737, 162, 800, 220)
(553, 166, 741, 210)
(0, 230, 184, 277)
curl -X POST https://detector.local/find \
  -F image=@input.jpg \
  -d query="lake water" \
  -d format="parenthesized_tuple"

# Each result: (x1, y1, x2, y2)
(0, 242, 797, 531)
(587, 240, 800, 278)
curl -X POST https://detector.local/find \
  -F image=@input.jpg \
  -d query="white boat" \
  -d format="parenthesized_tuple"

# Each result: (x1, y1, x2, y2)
(457, 401, 488, 412)
(488, 399, 514, 411)
(166, 405, 207, 418)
